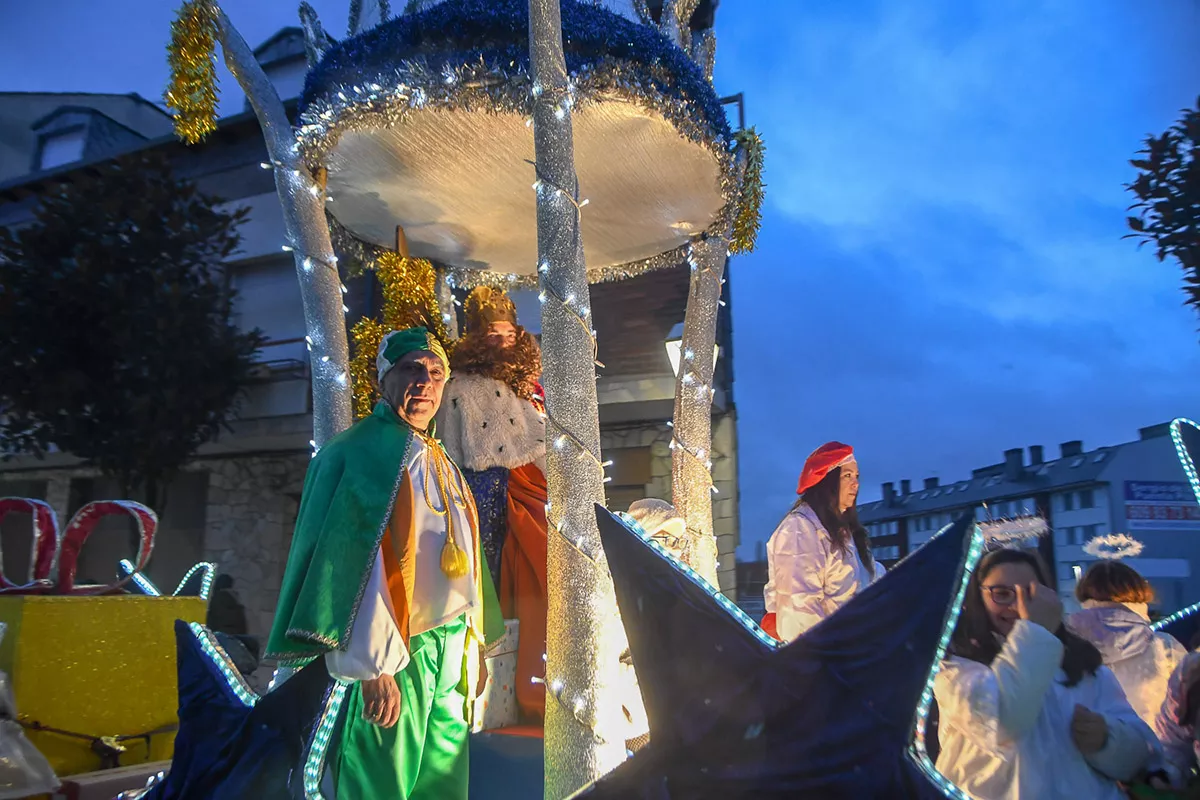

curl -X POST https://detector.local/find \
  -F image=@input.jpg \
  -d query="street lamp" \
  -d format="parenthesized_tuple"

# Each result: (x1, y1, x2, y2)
(665, 322, 719, 378)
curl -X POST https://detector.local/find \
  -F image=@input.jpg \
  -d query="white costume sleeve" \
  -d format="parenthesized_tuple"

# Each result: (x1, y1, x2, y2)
(1155, 651, 1200, 787)
(873, 560, 887, 582)
(1083, 665, 1158, 781)
(767, 512, 830, 641)
(325, 549, 410, 682)
(934, 620, 1064, 747)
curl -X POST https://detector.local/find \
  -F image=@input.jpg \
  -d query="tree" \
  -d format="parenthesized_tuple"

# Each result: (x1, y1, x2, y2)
(0, 151, 266, 511)
(1127, 97, 1200, 323)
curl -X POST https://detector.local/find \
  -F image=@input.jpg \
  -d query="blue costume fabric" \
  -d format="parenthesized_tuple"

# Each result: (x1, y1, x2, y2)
(462, 466, 509, 588)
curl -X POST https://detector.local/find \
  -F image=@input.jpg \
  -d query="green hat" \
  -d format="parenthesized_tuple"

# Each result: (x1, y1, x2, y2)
(377, 327, 450, 383)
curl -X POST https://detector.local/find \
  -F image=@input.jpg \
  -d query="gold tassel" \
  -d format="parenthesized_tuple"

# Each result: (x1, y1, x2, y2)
(440, 536, 470, 579)
(165, 0, 220, 145)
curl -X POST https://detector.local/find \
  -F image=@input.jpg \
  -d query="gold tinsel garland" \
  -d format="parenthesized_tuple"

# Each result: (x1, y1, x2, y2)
(730, 127, 765, 255)
(349, 253, 451, 418)
(166, 0, 220, 145)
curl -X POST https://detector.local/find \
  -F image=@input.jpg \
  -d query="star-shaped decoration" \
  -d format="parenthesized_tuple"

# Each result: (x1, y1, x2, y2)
(572, 505, 983, 800)
(1170, 418, 1200, 506)
(141, 621, 345, 800)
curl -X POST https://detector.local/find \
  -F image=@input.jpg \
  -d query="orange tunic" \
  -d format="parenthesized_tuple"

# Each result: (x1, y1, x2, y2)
(500, 462, 549, 719)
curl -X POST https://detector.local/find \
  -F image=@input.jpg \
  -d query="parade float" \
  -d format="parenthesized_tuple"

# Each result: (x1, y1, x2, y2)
(158, 0, 763, 795)
(0, 499, 209, 798)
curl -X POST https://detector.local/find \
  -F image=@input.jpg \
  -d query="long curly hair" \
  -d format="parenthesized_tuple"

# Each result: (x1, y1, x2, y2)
(449, 327, 542, 400)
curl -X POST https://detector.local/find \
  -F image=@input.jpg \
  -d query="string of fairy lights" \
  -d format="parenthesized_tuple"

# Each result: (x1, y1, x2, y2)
(526, 76, 621, 744)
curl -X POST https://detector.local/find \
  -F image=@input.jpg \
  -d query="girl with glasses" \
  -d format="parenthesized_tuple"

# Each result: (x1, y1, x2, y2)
(933, 548, 1157, 799)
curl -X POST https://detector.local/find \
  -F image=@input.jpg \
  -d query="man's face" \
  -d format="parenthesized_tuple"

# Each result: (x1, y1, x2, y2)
(486, 321, 517, 350)
(386, 351, 447, 431)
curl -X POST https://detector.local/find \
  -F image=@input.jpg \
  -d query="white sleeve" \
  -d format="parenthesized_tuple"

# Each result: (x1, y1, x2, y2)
(1084, 666, 1158, 781)
(934, 620, 1064, 747)
(767, 513, 828, 641)
(1155, 652, 1200, 787)
(325, 549, 409, 682)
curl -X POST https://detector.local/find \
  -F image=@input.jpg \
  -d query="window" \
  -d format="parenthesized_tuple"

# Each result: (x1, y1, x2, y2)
(1081, 523, 1100, 543)
(1061, 492, 1076, 512)
(1072, 564, 1083, 581)
(874, 545, 900, 560)
(38, 128, 86, 170)
(1079, 488, 1095, 509)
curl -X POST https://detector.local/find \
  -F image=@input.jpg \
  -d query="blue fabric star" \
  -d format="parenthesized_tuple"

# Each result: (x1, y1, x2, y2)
(143, 621, 341, 800)
(573, 506, 981, 799)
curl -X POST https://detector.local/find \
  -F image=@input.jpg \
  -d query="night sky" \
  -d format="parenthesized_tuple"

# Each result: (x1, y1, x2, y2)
(3, 0, 1198, 559)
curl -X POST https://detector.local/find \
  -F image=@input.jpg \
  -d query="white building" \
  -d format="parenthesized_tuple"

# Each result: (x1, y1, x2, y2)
(859, 423, 1200, 613)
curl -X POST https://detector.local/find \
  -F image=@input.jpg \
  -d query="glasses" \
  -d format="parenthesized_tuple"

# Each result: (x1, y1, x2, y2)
(982, 585, 1018, 606)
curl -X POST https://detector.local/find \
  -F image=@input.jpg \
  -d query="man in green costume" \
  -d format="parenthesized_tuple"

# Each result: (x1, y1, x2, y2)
(267, 326, 503, 799)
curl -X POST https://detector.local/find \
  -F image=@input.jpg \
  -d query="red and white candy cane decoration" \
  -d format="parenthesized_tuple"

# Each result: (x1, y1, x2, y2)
(0, 498, 59, 594)
(57, 501, 157, 595)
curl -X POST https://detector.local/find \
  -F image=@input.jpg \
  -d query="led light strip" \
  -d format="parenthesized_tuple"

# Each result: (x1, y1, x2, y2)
(187, 622, 258, 707)
(907, 521, 985, 799)
(303, 681, 349, 800)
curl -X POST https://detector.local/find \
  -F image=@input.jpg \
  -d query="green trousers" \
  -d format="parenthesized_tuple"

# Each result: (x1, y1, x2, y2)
(334, 614, 469, 799)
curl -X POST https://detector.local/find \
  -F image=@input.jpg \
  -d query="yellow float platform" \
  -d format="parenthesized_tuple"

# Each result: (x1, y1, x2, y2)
(0, 595, 205, 777)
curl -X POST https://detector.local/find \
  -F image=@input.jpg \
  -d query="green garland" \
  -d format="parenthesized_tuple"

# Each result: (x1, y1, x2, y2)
(730, 127, 765, 255)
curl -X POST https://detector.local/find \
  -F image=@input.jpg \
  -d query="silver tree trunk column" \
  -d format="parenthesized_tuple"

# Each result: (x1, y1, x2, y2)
(434, 266, 459, 339)
(528, 0, 626, 795)
(671, 232, 729, 588)
(216, 9, 352, 449)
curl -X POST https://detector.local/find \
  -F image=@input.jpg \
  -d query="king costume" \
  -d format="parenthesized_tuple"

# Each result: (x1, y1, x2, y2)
(436, 287, 549, 721)
(266, 327, 502, 799)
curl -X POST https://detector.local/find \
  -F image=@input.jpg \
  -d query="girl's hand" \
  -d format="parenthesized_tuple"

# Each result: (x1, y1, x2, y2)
(1071, 704, 1108, 754)
(1016, 582, 1063, 633)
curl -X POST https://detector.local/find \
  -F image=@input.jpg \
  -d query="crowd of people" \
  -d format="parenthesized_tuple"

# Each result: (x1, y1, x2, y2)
(762, 441, 1200, 799)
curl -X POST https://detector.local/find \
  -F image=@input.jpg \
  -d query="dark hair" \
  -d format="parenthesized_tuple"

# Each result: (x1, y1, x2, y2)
(951, 548, 1102, 687)
(1075, 560, 1155, 605)
(792, 466, 874, 572)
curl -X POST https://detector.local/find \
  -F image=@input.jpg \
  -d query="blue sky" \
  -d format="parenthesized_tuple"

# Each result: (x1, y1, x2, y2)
(2, 1, 1199, 559)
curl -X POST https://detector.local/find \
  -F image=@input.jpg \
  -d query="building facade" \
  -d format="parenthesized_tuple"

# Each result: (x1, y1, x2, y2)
(0, 28, 742, 657)
(858, 423, 1200, 613)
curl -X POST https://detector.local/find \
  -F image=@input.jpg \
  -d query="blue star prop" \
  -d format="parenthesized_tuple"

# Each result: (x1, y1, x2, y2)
(143, 621, 345, 800)
(572, 506, 983, 799)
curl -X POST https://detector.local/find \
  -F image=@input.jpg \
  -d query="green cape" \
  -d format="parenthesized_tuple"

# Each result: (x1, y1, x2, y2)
(266, 401, 503, 666)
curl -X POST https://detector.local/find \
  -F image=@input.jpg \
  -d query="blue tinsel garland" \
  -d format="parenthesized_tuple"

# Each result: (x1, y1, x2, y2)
(300, 0, 731, 145)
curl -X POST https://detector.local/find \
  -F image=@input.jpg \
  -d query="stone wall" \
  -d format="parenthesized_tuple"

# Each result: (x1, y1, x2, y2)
(202, 454, 310, 638)
(599, 409, 740, 597)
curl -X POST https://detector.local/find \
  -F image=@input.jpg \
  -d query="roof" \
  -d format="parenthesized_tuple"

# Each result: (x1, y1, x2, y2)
(858, 447, 1117, 523)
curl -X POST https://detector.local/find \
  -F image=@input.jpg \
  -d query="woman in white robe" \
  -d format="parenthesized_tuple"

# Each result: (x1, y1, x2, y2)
(762, 442, 885, 642)
(1067, 560, 1185, 728)
(934, 548, 1157, 800)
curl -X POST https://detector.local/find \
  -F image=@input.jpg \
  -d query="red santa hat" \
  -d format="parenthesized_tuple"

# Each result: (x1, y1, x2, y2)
(796, 442, 856, 495)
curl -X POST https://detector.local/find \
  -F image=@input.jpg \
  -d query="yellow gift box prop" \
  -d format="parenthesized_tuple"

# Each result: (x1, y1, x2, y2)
(0, 595, 205, 777)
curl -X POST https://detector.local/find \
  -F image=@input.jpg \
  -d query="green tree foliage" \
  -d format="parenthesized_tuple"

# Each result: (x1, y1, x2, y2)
(1127, 98, 1200, 322)
(0, 151, 266, 510)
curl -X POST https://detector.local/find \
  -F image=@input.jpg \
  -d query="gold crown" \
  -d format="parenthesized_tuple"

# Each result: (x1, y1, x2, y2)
(464, 286, 518, 334)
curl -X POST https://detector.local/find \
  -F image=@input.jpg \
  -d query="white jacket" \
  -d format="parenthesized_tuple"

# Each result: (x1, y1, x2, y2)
(763, 503, 884, 642)
(1067, 601, 1185, 728)
(934, 620, 1158, 800)
(1153, 649, 1200, 787)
